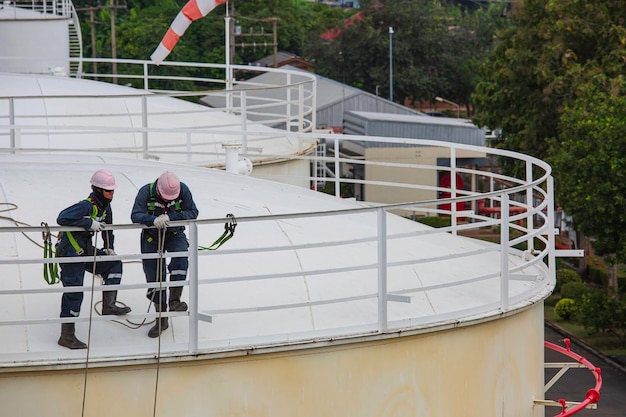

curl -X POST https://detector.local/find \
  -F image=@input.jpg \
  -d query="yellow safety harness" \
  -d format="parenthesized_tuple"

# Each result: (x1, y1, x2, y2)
(63, 197, 105, 256)
(41, 222, 59, 285)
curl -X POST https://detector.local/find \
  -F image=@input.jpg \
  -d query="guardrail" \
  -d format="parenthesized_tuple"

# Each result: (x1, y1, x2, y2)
(0, 60, 562, 365)
(0, 134, 559, 359)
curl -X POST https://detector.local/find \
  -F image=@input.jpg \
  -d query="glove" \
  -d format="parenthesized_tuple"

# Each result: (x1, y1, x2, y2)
(103, 248, 116, 256)
(153, 214, 170, 229)
(89, 220, 105, 232)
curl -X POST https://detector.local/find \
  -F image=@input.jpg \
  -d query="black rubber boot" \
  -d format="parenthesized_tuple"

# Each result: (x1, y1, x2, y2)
(168, 287, 188, 312)
(148, 303, 169, 338)
(58, 323, 87, 349)
(102, 291, 132, 315)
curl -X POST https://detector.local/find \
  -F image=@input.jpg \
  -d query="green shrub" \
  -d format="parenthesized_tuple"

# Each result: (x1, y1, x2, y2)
(576, 290, 616, 334)
(554, 298, 577, 320)
(560, 281, 589, 302)
(555, 268, 582, 293)
(414, 216, 451, 228)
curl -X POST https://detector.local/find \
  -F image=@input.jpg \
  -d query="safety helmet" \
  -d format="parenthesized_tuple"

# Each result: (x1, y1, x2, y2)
(90, 169, 117, 190)
(157, 171, 180, 201)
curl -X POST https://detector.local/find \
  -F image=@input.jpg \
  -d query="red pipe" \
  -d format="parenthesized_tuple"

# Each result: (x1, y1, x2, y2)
(477, 198, 526, 215)
(544, 339, 602, 416)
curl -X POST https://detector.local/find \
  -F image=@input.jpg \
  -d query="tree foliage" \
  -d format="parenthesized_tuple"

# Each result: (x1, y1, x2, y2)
(473, 0, 626, 291)
(303, 0, 507, 108)
(473, 0, 626, 159)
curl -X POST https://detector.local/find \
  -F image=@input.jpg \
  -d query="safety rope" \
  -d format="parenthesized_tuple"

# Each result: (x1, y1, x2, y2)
(81, 233, 99, 417)
(0, 203, 44, 248)
(41, 222, 60, 285)
(152, 227, 167, 417)
(198, 214, 237, 251)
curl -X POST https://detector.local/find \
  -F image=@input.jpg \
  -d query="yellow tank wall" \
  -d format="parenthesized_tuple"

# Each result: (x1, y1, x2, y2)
(0, 305, 545, 417)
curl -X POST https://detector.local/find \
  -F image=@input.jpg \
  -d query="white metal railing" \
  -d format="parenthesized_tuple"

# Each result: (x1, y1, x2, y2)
(0, 60, 566, 365)
(73, 58, 317, 132)
(6, 0, 73, 17)
(0, 135, 560, 357)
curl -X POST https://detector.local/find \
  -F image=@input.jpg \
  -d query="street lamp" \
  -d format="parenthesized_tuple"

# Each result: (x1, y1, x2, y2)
(435, 96, 460, 119)
(389, 27, 394, 102)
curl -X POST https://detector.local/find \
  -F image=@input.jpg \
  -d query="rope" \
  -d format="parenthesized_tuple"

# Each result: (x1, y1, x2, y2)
(81, 233, 99, 417)
(152, 227, 167, 417)
(0, 202, 45, 248)
(198, 214, 237, 251)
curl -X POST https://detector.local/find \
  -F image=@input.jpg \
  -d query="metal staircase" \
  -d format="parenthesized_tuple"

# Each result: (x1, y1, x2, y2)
(68, 5, 83, 78)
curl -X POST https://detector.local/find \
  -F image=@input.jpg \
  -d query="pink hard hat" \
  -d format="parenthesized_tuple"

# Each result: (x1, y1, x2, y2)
(157, 171, 180, 200)
(90, 169, 117, 190)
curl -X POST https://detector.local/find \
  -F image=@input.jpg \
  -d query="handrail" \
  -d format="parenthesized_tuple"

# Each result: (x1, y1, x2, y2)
(0, 60, 559, 369)
(541, 339, 602, 416)
(0, 152, 556, 357)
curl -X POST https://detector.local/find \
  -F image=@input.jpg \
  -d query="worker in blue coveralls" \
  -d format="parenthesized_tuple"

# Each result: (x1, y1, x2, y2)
(56, 169, 131, 349)
(131, 171, 199, 338)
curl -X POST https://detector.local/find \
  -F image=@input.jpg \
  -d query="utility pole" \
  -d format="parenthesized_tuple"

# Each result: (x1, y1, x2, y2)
(231, 16, 280, 66)
(75, 1, 126, 82)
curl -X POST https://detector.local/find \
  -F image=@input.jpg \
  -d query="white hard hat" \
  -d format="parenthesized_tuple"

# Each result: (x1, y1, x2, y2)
(90, 169, 117, 190)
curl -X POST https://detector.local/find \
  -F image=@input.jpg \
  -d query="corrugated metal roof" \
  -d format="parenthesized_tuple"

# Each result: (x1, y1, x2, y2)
(200, 65, 422, 129)
(343, 110, 485, 147)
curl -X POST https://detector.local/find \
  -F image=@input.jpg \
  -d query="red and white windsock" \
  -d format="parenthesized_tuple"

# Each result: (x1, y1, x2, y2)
(151, 0, 227, 64)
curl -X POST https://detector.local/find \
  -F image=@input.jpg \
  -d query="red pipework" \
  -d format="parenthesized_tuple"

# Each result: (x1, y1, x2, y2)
(544, 340, 603, 417)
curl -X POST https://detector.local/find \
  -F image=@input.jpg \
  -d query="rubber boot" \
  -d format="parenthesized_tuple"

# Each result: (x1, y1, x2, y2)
(168, 287, 188, 312)
(148, 303, 169, 338)
(58, 323, 87, 349)
(102, 291, 132, 315)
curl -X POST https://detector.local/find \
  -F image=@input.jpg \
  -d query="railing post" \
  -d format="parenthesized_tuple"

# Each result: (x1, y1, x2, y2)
(188, 221, 199, 354)
(450, 147, 458, 235)
(141, 95, 148, 159)
(143, 62, 149, 90)
(334, 137, 340, 198)
(310, 78, 317, 133)
(377, 207, 388, 332)
(241, 91, 248, 154)
(500, 193, 510, 311)
(547, 176, 556, 287)
(298, 83, 304, 133)
(9, 97, 15, 154)
(526, 159, 534, 251)
(286, 72, 292, 131)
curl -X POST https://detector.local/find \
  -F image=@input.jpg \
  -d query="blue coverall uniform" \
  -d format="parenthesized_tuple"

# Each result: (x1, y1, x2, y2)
(56, 193, 122, 318)
(130, 181, 199, 307)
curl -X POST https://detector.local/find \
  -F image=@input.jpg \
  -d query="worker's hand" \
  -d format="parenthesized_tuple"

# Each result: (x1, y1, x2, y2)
(103, 248, 116, 256)
(153, 214, 170, 229)
(89, 220, 105, 232)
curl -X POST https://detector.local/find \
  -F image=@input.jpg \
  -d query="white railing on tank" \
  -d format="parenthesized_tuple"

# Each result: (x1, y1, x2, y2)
(8, 0, 73, 16)
(70, 57, 317, 133)
(0, 136, 564, 358)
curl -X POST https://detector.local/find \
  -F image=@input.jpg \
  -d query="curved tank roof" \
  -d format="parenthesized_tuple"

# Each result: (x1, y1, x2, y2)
(0, 72, 316, 166)
(0, 153, 552, 363)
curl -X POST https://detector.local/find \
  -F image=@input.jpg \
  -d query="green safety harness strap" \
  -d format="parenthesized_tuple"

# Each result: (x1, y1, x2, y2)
(64, 198, 103, 256)
(198, 214, 237, 251)
(41, 222, 60, 285)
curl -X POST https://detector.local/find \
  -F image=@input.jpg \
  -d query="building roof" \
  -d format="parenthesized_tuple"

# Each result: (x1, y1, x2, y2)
(249, 51, 314, 71)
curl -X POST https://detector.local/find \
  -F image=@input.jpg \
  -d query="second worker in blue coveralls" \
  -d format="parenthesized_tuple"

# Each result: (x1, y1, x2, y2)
(56, 169, 131, 349)
(131, 171, 199, 338)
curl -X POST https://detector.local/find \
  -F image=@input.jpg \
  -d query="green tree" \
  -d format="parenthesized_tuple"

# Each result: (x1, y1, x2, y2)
(472, 0, 626, 292)
(550, 83, 626, 291)
(303, 0, 506, 108)
(473, 0, 626, 159)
